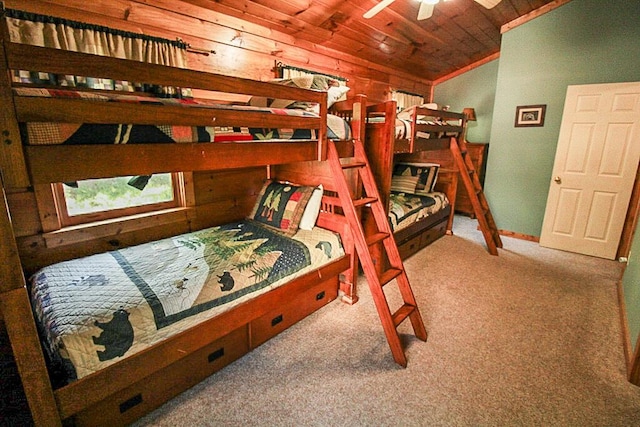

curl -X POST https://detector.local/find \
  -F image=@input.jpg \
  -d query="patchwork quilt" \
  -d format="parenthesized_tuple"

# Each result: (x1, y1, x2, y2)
(388, 191, 449, 232)
(15, 87, 351, 144)
(29, 221, 344, 382)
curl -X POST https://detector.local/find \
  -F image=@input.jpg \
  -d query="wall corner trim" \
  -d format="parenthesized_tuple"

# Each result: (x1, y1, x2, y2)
(501, 0, 573, 34)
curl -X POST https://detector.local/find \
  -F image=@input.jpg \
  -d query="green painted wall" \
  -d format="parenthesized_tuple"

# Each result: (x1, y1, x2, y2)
(486, 0, 640, 237)
(433, 0, 640, 355)
(433, 59, 499, 144)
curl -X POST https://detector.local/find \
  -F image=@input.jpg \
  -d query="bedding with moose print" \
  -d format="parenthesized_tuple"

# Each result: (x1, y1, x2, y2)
(29, 220, 344, 383)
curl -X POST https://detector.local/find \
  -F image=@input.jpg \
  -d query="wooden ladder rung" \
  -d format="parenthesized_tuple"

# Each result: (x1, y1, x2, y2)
(327, 139, 426, 367)
(366, 232, 389, 246)
(392, 304, 416, 327)
(379, 268, 402, 287)
(353, 196, 377, 208)
(341, 161, 366, 170)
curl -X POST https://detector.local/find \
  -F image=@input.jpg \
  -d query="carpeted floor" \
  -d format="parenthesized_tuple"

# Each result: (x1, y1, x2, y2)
(4, 215, 640, 426)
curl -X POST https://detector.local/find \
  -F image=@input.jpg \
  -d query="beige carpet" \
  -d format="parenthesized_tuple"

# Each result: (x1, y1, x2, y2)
(134, 216, 640, 426)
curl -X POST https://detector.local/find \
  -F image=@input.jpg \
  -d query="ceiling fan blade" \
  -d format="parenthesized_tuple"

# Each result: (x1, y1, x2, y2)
(417, 2, 435, 20)
(474, 0, 502, 9)
(363, 0, 396, 19)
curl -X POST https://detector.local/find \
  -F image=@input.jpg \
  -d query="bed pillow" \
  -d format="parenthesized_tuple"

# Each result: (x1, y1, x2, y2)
(413, 163, 440, 195)
(249, 180, 315, 235)
(327, 86, 350, 109)
(248, 75, 340, 111)
(299, 184, 324, 230)
(391, 163, 421, 194)
(391, 162, 440, 195)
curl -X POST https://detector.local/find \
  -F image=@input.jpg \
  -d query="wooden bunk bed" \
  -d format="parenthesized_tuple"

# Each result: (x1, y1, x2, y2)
(0, 12, 369, 425)
(364, 100, 462, 260)
(364, 100, 502, 259)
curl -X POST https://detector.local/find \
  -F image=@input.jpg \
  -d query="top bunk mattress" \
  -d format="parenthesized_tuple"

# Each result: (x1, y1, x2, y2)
(15, 87, 352, 144)
(29, 220, 344, 383)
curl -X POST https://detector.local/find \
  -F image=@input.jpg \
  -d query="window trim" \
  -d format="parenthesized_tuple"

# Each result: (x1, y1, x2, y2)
(52, 173, 184, 227)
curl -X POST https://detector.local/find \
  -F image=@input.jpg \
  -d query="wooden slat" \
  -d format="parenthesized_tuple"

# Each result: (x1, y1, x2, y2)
(0, 287, 62, 426)
(15, 97, 322, 128)
(25, 142, 319, 184)
(41, 207, 194, 248)
(7, 42, 325, 103)
(189, 197, 257, 230)
(411, 138, 451, 153)
(193, 167, 265, 205)
(0, 24, 29, 188)
(0, 186, 26, 293)
(6, 189, 41, 237)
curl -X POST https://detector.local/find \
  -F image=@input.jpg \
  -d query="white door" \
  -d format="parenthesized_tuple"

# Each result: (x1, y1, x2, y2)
(540, 82, 640, 259)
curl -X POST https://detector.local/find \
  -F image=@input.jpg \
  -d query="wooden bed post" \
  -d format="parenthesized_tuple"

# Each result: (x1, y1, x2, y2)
(0, 4, 30, 188)
(0, 186, 62, 426)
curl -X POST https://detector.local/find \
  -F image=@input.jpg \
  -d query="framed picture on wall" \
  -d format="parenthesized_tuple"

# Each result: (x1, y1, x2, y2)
(515, 104, 546, 127)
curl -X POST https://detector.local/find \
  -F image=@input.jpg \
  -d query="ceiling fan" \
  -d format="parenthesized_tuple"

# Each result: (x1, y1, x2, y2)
(363, 0, 503, 21)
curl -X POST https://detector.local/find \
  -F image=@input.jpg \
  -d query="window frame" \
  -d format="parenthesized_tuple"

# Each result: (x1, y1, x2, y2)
(52, 173, 185, 227)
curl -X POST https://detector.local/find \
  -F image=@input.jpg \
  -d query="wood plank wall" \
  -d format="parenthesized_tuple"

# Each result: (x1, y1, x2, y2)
(1, 0, 432, 301)
(5, 0, 433, 102)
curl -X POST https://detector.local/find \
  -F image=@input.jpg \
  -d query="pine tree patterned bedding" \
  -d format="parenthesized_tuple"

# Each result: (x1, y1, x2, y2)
(14, 87, 352, 144)
(29, 220, 344, 383)
(388, 191, 449, 232)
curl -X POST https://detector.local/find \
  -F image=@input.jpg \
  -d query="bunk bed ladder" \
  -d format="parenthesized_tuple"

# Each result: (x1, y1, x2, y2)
(327, 139, 427, 367)
(450, 137, 502, 255)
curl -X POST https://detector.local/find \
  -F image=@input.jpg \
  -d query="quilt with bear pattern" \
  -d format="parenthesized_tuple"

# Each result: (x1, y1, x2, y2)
(29, 220, 344, 382)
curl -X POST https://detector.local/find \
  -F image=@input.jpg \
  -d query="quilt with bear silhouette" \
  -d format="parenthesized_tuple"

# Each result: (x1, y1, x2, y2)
(29, 220, 343, 382)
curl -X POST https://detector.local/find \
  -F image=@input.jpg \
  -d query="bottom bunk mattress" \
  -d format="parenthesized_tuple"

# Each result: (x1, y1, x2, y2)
(388, 191, 449, 232)
(29, 220, 344, 382)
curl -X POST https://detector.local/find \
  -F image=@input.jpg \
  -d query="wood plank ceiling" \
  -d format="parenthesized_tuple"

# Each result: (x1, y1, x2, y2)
(187, 0, 559, 81)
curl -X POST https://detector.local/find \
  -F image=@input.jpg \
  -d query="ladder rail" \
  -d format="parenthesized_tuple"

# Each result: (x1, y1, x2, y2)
(327, 139, 427, 367)
(450, 137, 502, 255)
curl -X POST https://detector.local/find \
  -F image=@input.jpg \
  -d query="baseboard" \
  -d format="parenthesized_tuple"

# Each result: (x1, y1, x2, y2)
(497, 229, 539, 242)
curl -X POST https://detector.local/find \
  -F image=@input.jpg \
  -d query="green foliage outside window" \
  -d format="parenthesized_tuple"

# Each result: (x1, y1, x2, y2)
(63, 174, 174, 216)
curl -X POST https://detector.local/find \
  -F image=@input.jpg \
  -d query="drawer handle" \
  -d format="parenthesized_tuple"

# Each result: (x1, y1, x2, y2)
(271, 314, 283, 327)
(119, 393, 143, 414)
(208, 347, 225, 363)
(316, 291, 326, 301)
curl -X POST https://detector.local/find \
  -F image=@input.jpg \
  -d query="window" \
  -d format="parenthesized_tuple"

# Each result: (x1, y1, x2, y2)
(53, 173, 183, 226)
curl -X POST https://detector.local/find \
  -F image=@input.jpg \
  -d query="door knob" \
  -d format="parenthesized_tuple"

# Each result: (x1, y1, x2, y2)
(554, 176, 562, 184)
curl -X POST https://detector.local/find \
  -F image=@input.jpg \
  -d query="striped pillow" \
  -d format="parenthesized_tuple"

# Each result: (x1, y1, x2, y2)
(391, 162, 440, 195)
(249, 180, 315, 235)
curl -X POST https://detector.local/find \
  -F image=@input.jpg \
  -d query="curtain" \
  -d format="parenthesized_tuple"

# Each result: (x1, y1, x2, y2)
(279, 64, 349, 102)
(5, 8, 190, 189)
(392, 91, 425, 112)
(5, 9, 187, 67)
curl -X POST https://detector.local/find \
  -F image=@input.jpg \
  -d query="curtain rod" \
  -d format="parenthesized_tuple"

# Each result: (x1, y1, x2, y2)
(275, 61, 348, 82)
(177, 38, 216, 56)
(4, 7, 188, 49)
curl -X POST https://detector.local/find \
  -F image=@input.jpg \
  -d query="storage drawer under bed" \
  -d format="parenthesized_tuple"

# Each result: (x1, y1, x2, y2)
(250, 277, 339, 348)
(72, 325, 249, 426)
(397, 217, 448, 259)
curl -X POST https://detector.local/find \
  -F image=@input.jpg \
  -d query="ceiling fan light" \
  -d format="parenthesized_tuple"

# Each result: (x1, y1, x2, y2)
(474, 0, 502, 9)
